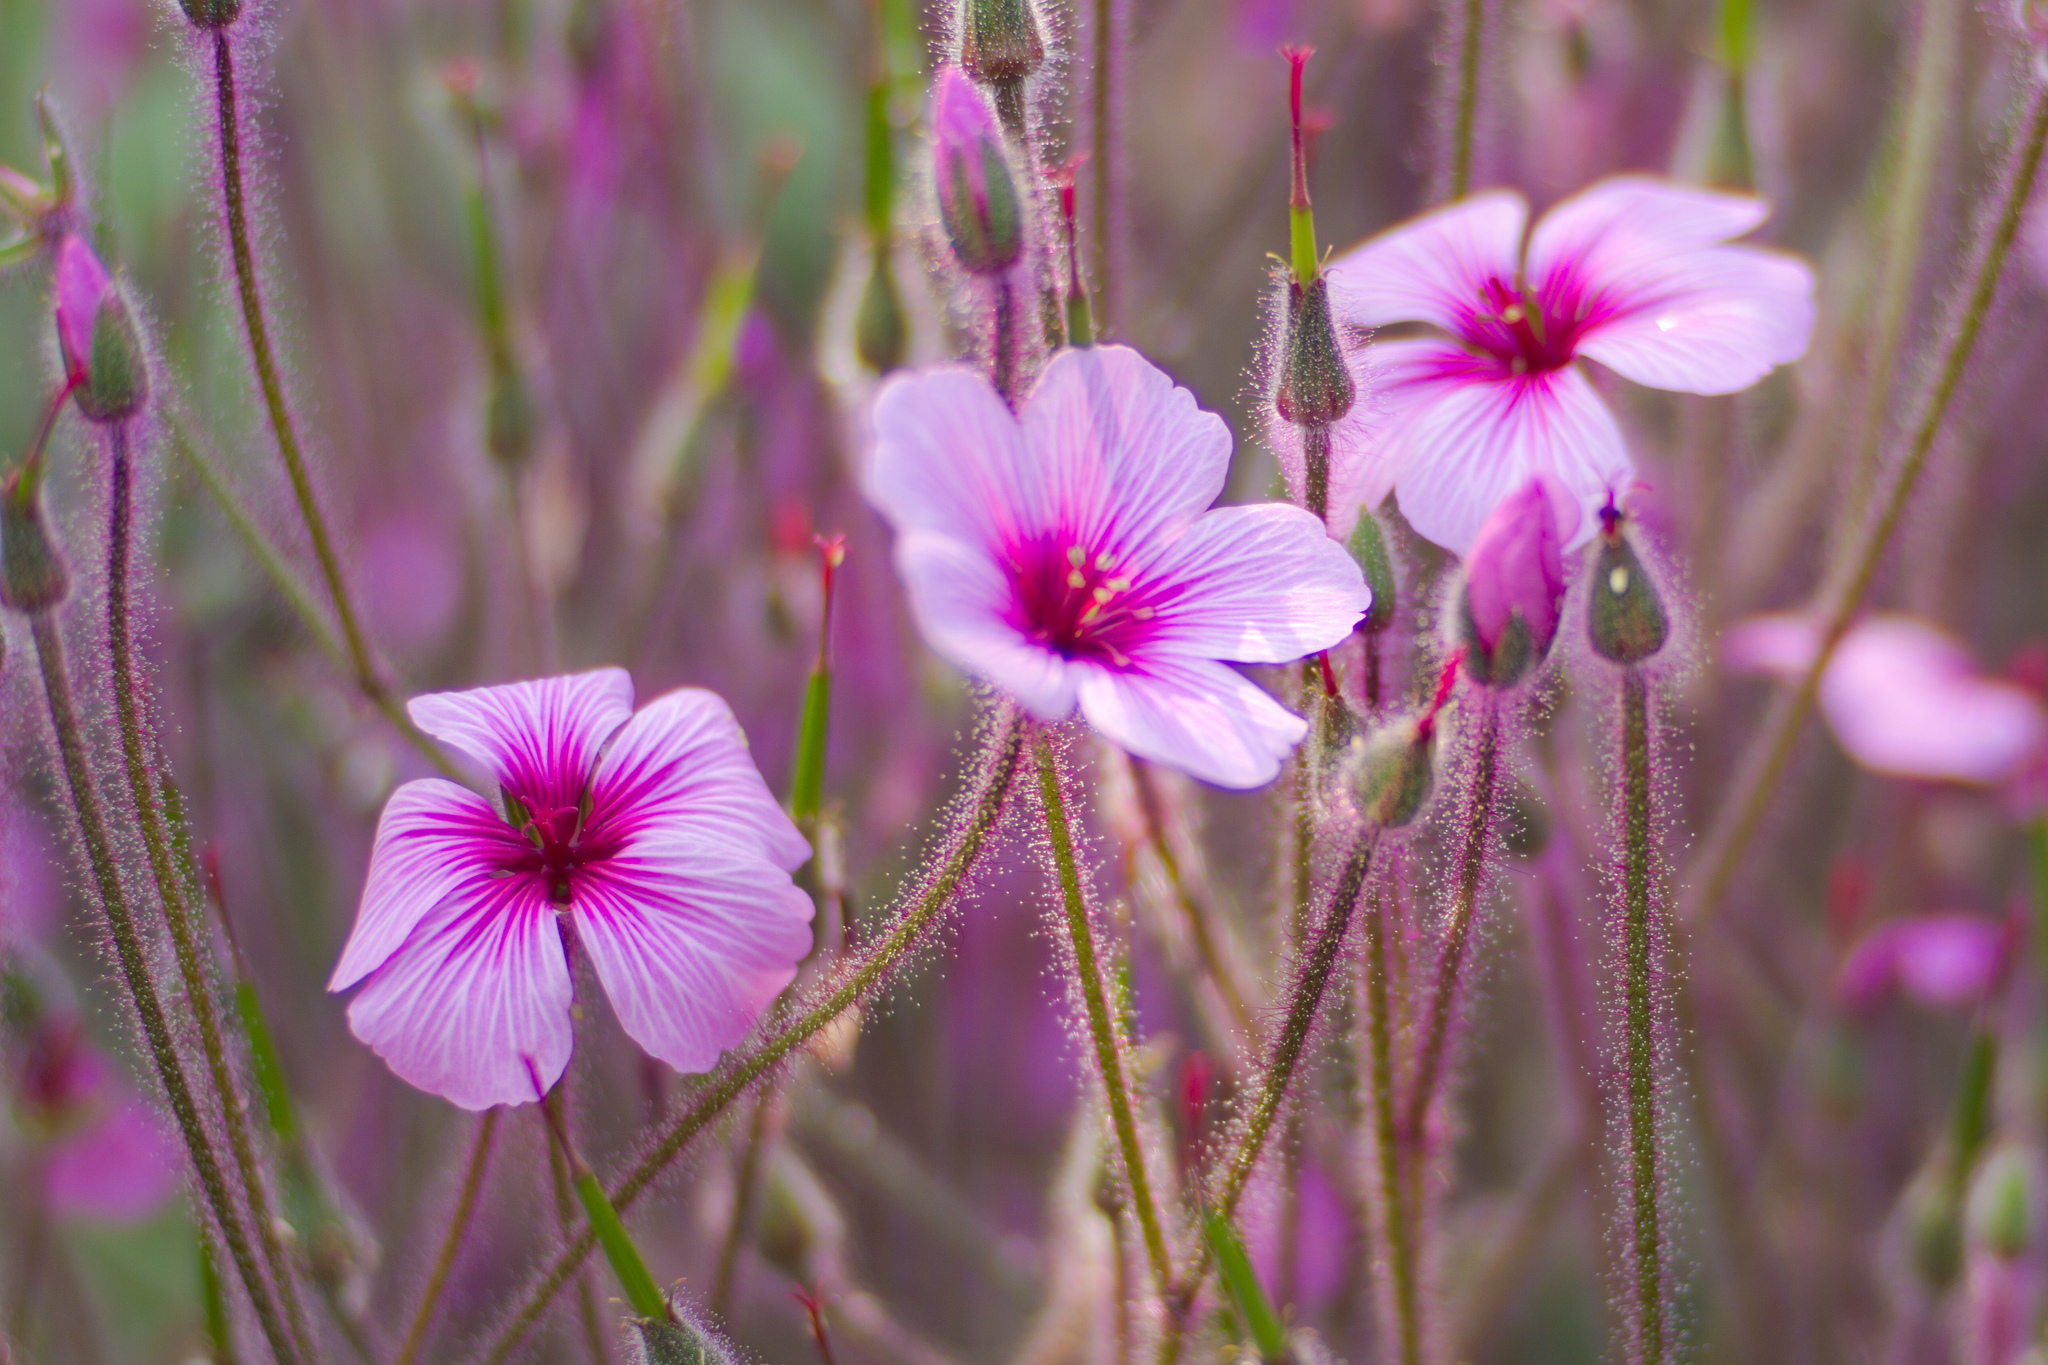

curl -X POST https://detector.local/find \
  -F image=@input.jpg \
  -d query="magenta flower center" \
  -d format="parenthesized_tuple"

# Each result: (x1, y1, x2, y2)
(1467, 276, 1583, 376)
(500, 791, 620, 906)
(1007, 537, 1163, 669)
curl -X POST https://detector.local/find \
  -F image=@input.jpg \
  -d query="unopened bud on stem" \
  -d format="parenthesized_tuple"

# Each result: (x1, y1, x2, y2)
(1347, 653, 1458, 827)
(1273, 277, 1352, 428)
(1587, 499, 1668, 665)
(932, 67, 1025, 279)
(959, 0, 1046, 137)
(53, 237, 149, 425)
(1459, 478, 1567, 689)
(2, 389, 75, 615)
(1348, 512, 1397, 635)
(178, 0, 243, 29)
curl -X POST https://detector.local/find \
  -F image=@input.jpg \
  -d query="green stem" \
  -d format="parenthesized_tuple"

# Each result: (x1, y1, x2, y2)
(1684, 82, 2048, 930)
(1405, 694, 1501, 1138)
(199, 1228, 239, 1365)
(1303, 426, 1331, 532)
(1204, 1213, 1287, 1364)
(710, 1092, 776, 1316)
(543, 1100, 609, 1365)
(476, 710, 1029, 1365)
(1621, 669, 1664, 1365)
(1448, 0, 1486, 199)
(790, 670, 833, 827)
(105, 426, 318, 1364)
(571, 1168, 668, 1321)
(1366, 878, 1422, 1365)
(1091, 0, 1118, 330)
(27, 611, 300, 1365)
(1033, 729, 1174, 1296)
(994, 276, 1020, 405)
(394, 1109, 500, 1365)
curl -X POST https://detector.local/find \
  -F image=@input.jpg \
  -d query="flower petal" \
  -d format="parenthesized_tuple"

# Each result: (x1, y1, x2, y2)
(865, 364, 1031, 548)
(590, 687, 808, 869)
(1527, 176, 1814, 394)
(1377, 339, 1626, 554)
(1140, 504, 1368, 663)
(329, 779, 521, 992)
(1326, 191, 1528, 334)
(409, 669, 635, 809)
(894, 531, 1080, 720)
(1819, 617, 2048, 785)
(344, 877, 572, 1111)
(46, 1096, 178, 1222)
(575, 842, 815, 1075)
(1720, 612, 1820, 680)
(1073, 656, 1307, 789)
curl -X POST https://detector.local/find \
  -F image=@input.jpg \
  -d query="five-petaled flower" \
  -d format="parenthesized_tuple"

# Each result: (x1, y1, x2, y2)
(329, 671, 813, 1111)
(864, 344, 1369, 789)
(1326, 175, 1815, 553)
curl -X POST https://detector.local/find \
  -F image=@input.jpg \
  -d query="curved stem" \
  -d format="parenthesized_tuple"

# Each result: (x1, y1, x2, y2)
(27, 611, 300, 1365)
(1684, 82, 2048, 930)
(1033, 729, 1174, 1295)
(1620, 669, 1664, 1365)
(394, 1108, 500, 1365)
(475, 709, 1029, 1365)
(104, 425, 319, 1363)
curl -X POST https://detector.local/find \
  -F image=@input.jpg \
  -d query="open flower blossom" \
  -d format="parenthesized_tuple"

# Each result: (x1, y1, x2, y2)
(1724, 614, 2047, 786)
(329, 671, 814, 1111)
(865, 344, 1368, 789)
(1326, 175, 1816, 553)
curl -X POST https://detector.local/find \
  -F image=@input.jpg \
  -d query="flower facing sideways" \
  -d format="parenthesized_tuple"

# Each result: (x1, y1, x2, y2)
(329, 671, 813, 1111)
(1326, 175, 1815, 553)
(865, 344, 1369, 789)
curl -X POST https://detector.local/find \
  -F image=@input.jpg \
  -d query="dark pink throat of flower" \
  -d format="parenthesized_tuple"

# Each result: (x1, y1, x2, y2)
(1470, 275, 1582, 375)
(501, 791, 617, 906)
(1008, 538, 1162, 670)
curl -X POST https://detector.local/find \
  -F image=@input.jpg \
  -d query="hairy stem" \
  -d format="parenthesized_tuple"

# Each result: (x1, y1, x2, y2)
(711, 1091, 776, 1316)
(105, 425, 319, 1364)
(543, 1100, 609, 1365)
(1367, 878, 1423, 1365)
(994, 276, 1020, 405)
(1621, 670, 1664, 1365)
(28, 612, 299, 1365)
(1034, 729, 1174, 1295)
(394, 1108, 500, 1365)
(1684, 82, 2048, 929)
(1448, 0, 1486, 199)
(475, 710, 1029, 1365)
(1127, 756, 1258, 1045)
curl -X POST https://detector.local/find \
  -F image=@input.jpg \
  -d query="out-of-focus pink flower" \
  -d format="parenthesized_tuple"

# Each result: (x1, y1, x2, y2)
(1723, 614, 2048, 785)
(1837, 913, 2011, 1013)
(12, 1017, 177, 1223)
(1462, 476, 1570, 672)
(329, 670, 814, 1110)
(1326, 176, 1814, 552)
(931, 65, 1023, 278)
(52, 233, 111, 387)
(864, 345, 1368, 788)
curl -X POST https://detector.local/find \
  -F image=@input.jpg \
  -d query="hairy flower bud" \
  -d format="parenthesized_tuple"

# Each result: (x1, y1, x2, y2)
(959, 0, 1047, 87)
(1588, 504, 1668, 665)
(1459, 478, 1566, 689)
(2, 471, 70, 614)
(1348, 510, 1396, 635)
(178, 0, 244, 29)
(53, 237, 149, 425)
(932, 67, 1024, 278)
(1273, 276, 1353, 428)
(629, 1309, 739, 1365)
(1349, 715, 1437, 828)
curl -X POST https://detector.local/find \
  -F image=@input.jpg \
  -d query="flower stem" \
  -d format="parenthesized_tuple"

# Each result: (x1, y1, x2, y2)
(26, 611, 300, 1365)
(1447, 0, 1486, 199)
(1127, 756, 1258, 1045)
(1684, 81, 2048, 930)
(1303, 425, 1331, 529)
(1620, 669, 1664, 1365)
(1090, 0, 1124, 332)
(1405, 692, 1500, 1139)
(475, 709, 1030, 1365)
(542, 1098, 610, 1365)
(710, 1091, 776, 1316)
(394, 1108, 499, 1365)
(994, 276, 1020, 404)
(104, 424, 318, 1364)
(211, 31, 382, 703)
(1365, 876, 1423, 1365)
(1033, 728, 1174, 1296)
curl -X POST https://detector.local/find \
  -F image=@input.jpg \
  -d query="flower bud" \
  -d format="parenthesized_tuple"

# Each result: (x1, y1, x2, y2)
(34, 92, 75, 222)
(1349, 715, 1437, 828)
(53, 237, 149, 425)
(1907, 1170, 1964, 1290)
(2, 471, 71, 615)
(179, 0, 244, 29)
(1588, 504, 1668, 665)
(629, 1308, 739, 1365)
(931, 67, 1024, 278)
(959, 0, 1047, 88)
(1459, 478, 1566, 689)
(1348, 510, 1396, 636)
(856, 254, 909, 373)
(1968, 1147, 2039, 1261)
(1272, 276, 1353, 428)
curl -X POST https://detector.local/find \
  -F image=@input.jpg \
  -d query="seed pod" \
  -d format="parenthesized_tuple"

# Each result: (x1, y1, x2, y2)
(1349, 714, 1437, 829)
(959, 0, 1047, 88)
(178, 0, 243, 29)
(1348, 511, 1396, 636)
(629, 1310, 739, 1365)
(930, 67, 1024, 278)
(1588, 517, 1668, 665)
(856, 254, 909, 374)
(1273, 276, 1353, 429)
(2, 474, 70, 614)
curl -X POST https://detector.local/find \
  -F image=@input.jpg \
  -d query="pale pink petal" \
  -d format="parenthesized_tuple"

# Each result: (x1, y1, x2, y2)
(894, 531, 1080, 720)
(1721, 612, 1820, 680)
(575, 842, 815, 1075)
(866, 365, 1032, 547)
(590, 687, 808, 869)
(1463, 476, 1570, 657)
(1376, 340, 1628, 554)
(329, 779, 522, 992)
(1073, 656, 1307, 789)
(52, 234, 111, 381)
(1839, 914, 2007, 1012)
(409, 669, 634, 808)
(1527, 177, 1814, 394)
(1820, 618, 2048, 784)
(1325, 192, 1528, 333)
(345, 878, 572, 1111)
(46, 1096, 178, 1222)
(1139, 504, 1368, 663)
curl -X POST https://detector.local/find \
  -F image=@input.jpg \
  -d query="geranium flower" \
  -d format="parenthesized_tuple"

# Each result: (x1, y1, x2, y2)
(11, 1014, 177, 1222)
(329, 671, 813, 1111)
(864, 344, 1368, 789)
(1325, 176, 1815, 553)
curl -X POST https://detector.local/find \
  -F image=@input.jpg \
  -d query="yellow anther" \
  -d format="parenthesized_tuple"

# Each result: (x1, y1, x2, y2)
(1067, 570, 1087, 588)
(1067, 546, 1087, 568)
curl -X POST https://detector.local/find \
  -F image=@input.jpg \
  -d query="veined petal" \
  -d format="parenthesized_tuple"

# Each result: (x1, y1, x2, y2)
(330, 779, 521, 992)
(1073, 656, 1307, 789)
(410, 669, 634, 810)
(574, 843, 815, 1076)
(895, 531, 1080, 720)
(344, 878, 572, 1112)
(866, 365, 1032, 546)
(1018, 344, 1232, 553)
(1141, 504, 1367, 663)
(590, 687, 808, 869)
(1528, 176, 1770, 280)
(1377, 340, 1628, 554)
(1326, 192, 1527, 334)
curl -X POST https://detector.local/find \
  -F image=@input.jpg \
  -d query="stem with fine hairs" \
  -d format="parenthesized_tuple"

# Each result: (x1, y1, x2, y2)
(1365, 876, 1423, 1365)
(394, 1109, 500, 1365)
(1620, 669, 1666, 1365)
(1447, 0, 1487, 199)
(993, 275, 1021, 405)
(1127, 755, 1259, 1046)
(1033, 728, 1175, 1296)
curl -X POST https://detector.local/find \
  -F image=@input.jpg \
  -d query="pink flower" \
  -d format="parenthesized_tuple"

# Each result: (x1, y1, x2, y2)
(864, 345, 1369, 789)
(1460, 476, 1570, 684)
(931, 65, 1023, 278)
(52, 233, 111, 386)
(1837, 913, 2012, 1013)
(1326, 176, 1815, 553)
(328, 670, 814, 1111)
(12, 1017, 177, 1222)
(1724, 614, 2048, 785)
